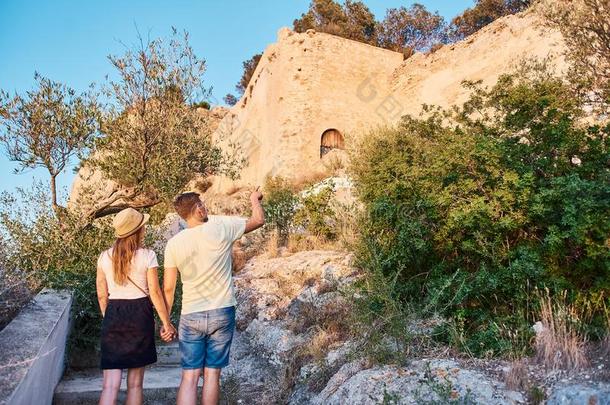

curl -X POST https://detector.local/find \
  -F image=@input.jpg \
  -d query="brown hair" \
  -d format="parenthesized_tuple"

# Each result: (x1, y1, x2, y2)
(111, 226, 144, 285)
(173, 192, 201, 220)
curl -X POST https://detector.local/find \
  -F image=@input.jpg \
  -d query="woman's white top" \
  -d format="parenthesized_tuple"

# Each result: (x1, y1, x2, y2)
(98, 248, 158, 299)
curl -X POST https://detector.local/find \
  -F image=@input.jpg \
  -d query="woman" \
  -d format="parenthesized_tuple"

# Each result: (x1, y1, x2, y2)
(96, 207, 176, 405)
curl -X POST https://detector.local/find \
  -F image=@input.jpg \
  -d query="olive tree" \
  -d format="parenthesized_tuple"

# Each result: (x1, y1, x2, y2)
(0, 73, 100, 214)
(85, 29, 241, 220)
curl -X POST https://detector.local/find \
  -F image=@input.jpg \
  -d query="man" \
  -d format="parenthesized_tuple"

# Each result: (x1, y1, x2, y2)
(162, 189, 264, 405)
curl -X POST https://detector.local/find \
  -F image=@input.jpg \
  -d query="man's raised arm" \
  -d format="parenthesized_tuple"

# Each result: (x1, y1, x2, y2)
(245, 189, 265, 234)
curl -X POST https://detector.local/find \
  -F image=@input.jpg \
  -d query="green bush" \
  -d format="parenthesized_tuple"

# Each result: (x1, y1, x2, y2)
(0, 183, 171, 350)
(0, 184, 115, 348)
(350, 65, 610, 356)
(262, 176, 299, 243)
(294, 182, 337, 241)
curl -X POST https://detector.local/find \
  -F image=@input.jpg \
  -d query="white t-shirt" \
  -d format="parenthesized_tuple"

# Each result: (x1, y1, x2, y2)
(98, 248, 159, 299)
(164, 215, 246, 314)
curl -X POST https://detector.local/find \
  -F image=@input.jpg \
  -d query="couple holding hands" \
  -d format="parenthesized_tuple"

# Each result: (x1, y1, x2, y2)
(96, 189, 264, 405)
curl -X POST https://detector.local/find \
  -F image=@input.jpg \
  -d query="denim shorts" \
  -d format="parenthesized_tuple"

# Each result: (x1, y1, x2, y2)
(178, 306, 235, 369)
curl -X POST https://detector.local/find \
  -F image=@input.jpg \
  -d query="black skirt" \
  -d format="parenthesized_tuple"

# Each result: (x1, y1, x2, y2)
(100, 297, 157, 369)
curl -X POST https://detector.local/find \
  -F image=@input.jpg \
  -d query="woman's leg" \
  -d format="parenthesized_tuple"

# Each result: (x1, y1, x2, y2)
(126, 367, 145, 405)
(99, 369, 122, 405)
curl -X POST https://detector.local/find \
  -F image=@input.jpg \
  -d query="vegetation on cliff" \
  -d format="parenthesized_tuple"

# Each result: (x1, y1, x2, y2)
(350, 61, 609, 355)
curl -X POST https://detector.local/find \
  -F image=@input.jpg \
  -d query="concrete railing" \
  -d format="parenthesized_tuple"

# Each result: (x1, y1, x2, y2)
(0, 289, 72, 405)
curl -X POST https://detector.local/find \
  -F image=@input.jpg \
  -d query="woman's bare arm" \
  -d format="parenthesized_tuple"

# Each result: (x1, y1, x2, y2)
(147, 267, 174, 333)
(96, 265, 109, 317)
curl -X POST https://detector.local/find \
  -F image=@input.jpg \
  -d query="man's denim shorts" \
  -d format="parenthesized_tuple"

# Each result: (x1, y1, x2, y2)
(178, 306, 236, 369)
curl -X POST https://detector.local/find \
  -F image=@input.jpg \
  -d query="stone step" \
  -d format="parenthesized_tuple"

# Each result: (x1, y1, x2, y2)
(156, 341, 181, 365)
(53, 365, 198, 405)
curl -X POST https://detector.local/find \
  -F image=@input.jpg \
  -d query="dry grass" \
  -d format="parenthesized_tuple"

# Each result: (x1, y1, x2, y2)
(534, 288, 589, 371)
(220, 372, 242, 405)
(304, 327, 342, 362)
(265, 230, 280, 258)
(317, 279, 339, 295)
(275, 269, 314, 299)
(332, 201, 361, 249)
(599, 305, 610, 357)
(231, 246, 248, 273)
(225, 183, 243, 196)
(286, 233, 337, 253)
(0, 268, 34, 331)
(504, 358, 529, 391)
(322, 152, 346, 175)
(287, 297, 352, 338)
(276, 275, 299, 298)
(202, 188, 251, 216)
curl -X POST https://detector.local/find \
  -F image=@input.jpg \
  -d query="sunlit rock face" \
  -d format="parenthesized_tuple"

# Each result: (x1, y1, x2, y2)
(210, 9, 564, 193)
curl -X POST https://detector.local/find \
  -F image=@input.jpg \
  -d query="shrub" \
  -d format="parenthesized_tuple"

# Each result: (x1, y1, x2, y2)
(0, 183, 170, 350)
(262, 176, 298, 244)
(0, 184, 115, 348)
(350, 64, 610, 356)
(294, 183, 337, 241)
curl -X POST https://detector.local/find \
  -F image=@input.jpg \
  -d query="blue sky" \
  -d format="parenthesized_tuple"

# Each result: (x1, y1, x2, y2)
(0, 0, 474, 200)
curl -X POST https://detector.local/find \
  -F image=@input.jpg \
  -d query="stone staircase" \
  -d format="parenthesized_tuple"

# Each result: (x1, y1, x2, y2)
(53, 342, 193, 405)
(53, 331, 275, 404)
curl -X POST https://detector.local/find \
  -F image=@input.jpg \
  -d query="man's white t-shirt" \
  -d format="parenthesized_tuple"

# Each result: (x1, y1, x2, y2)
(164, 215, 246, 315)
(98, 248, 158, 299)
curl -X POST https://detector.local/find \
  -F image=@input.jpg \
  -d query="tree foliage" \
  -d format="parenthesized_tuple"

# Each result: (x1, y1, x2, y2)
(235, 53, 262, 96)
(293, 0, 377, 45)
(0, 183, 115, 347)
(223, 93, 238, 106)
(262, 176, 299, 243)
(378, 4, 447, 55)
(0, 73, 100, 212)
(85, 29, 240, 220)
(542, 0, 610, 113)
(448, 0, 531, 41)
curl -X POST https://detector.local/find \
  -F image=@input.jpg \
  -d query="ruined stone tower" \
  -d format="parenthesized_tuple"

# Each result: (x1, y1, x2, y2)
(209, 10, 564, 193)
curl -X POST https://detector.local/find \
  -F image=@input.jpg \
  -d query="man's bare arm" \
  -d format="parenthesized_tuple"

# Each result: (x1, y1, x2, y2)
(245, 189, 265, 234)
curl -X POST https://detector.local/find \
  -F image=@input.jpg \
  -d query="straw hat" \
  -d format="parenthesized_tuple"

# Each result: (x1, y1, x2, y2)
(112, 208, 150, 238)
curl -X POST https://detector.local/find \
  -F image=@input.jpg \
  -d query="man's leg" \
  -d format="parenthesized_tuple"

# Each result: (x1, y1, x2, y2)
(99, 369, 122, 405)
(126, 367, 145, 405)
(202, 307, 235, 405)
(177, 369, 201, 405)
(202, 367, 221, 405)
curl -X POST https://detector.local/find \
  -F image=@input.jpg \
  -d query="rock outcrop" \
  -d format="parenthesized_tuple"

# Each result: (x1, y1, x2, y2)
(226, 250, 529, 404)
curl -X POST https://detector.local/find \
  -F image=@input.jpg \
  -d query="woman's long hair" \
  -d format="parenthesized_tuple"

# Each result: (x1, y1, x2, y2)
(111, 226, 144, 285)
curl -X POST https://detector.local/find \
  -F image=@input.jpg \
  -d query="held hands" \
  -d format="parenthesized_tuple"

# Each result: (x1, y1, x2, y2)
(160, 323, 177, 342)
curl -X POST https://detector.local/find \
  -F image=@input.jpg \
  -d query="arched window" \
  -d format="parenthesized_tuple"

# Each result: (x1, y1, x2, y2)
(320, 128, 344, 158)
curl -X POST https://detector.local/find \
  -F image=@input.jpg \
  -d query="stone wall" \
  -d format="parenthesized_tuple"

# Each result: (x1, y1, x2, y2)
(209, 9, 565, 194)
(0, 289, 72, 405)
(211, 27, 404, 192)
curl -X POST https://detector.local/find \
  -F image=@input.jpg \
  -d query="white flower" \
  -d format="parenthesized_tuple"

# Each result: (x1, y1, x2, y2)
(533, 321, 545, 335)
(571, 156, 582, 166)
